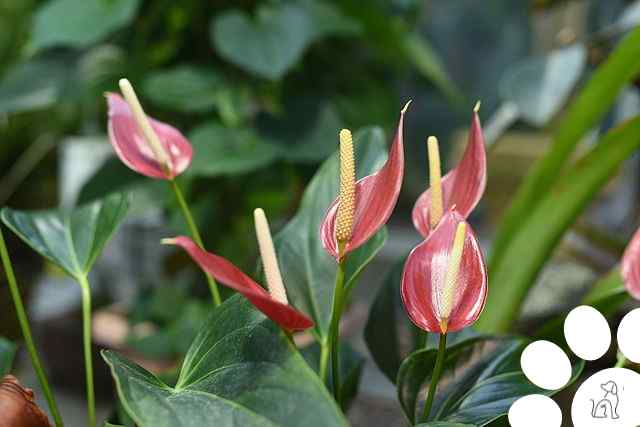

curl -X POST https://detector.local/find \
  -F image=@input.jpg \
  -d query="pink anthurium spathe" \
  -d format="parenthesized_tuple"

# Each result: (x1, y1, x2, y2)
(164, 209, 314, 331)
(320, 102, 409, 261)
(401, 209, 488, 334)
(106, 79, 192, 179)
(622, 226, 640, 300)
(412, 106, 486, 238)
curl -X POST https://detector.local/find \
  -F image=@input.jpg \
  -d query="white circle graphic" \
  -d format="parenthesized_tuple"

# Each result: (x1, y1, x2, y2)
(617, 308, 640, 363)
(564, 305, 612, 361)
(571, 367, 640, 427)
(508, 394, 561, 427)
(521, 340, 572, 390)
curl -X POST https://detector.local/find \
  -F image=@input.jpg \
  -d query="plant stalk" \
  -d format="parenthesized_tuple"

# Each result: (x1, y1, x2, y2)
(319, 340, 330, 384)
(615, 354, 627, 368)
(421, 333, 447, 423)
(0, 228, 64, 427)
(328, 257, 347, 405)
(77, 275, 96, 427)
(169, 178, 221, 306)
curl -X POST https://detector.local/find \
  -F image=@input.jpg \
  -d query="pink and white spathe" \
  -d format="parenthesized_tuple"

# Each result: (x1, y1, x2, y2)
(622, 227, 640, 300)
(401, 210, 488, 334)
(412, 109, 486, 238)
(106, 82, 192, 179)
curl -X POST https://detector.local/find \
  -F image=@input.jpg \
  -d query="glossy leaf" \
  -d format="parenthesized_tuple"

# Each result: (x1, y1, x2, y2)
(0, 57, 70, 114)
(321, 108, 405, 259)
(107, 93, 193, 179)
(491, 26, 640, 279)
(1, 193, 129, 278)
(104, 295, 347, 427)
(0, 337, 16, 377)
(500, 44, 587, 126)
(211, 2, 358, 80)
(622, 227, 640, 300)
(275, 127, 388, 340)
(397, 336, 583, 425)
(402, 211, 488, 334)
(167, 236, 313, 331)
(187, 122, 278, 177)
(412, 110, 486, 237)
(141, 65, 226, 113)
(478, 116, 640, 332)
(31, 0, 141, 51)
(301, 341, 364, 410)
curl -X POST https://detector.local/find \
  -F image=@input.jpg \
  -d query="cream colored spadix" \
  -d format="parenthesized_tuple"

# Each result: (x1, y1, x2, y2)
(336, 129, 356, 244)
(254, 208, 288, 304)
(439, 222, 467, 333)
(118, 78, 171, 169)
(427, 136, 443, 229)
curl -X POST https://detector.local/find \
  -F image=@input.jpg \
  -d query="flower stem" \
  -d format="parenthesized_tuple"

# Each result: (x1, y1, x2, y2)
(421, 333, 447, 423)
(0, 228, 64, 427)
(77, 275, 96, 427)
(169, 178, 221, 306)
(615, 353, 627, 368)
(319, 340, 330, 383)
(328, 257, 346, 405)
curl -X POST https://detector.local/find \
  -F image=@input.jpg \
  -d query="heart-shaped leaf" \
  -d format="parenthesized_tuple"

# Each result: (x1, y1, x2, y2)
(0, 337, 16, 376)
(211, 2, 358, 80)
(104, 295, 347, 427)
(1, 193, 129, 278)
(31, 0, 141, 52)
(397, 336, 583, 426)
(500, 44, 587, 127)
(187, 122, 279, 177)
(275, 127, 388, 341)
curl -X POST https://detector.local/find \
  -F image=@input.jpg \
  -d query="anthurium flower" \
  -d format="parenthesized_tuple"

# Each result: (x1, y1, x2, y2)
(163, 209, 313, 331)
(622, 226, 640, 300)
(401, 209, 488, 334)
(106, 79, 192, 179)
(412, 104, 486, 238)
(321, 102, 409, 261)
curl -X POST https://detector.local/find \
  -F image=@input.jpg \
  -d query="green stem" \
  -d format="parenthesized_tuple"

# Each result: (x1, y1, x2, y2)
(328, 258, 346, 405)
(420, 333, 447, 423)
(615, 354, 627, 368)
(0, 228, 64, 427)
(319, 340, 330, 384)
(169, 179, 221, 306)
(77, 275, 96, 427)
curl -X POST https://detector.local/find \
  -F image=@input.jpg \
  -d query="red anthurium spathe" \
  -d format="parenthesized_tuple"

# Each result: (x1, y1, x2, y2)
(401, 209, 488, 334)
(107, 79, 192, 179)
(321, 102, 409, 261)
(164, 209, 313, 331)
(412, 106, 486, 238)
(622, 226, 640, 300)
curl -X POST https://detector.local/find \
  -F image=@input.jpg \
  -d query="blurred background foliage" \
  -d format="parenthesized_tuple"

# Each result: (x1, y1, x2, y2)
(2, 0, 640, 424)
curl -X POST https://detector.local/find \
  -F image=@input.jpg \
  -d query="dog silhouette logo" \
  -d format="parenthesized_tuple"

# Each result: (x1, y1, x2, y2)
(590, 380, 620, 420)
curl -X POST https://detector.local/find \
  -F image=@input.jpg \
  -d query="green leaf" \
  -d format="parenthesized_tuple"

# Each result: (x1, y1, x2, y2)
(1, 193, 129, 278)
(0, 337, 16, 376)
(275, 127, 388, 341)
(478, 117, 640, 332)
(397, 336, 583, 426)
(211, 2, 358, 80)
(31, 0, 141, 52)
(301, 341, 364, 410)
(141, 65, 225, 114)
(104, 295, 347, 427)
(500, 44, 587, 126)
(490, 26, 640, 280)
(0, 57, 71, 114)
(187, 122, 279, 177)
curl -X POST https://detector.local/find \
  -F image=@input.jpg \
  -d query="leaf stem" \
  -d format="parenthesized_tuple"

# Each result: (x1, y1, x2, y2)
(420, 333, 447, 423)
(169, 178, 221, 306)
(615, 353, 627, 368)
(0, 228, 64, 427)
(328, 257, 346, 405)
(77, 275, 96, 427)
(319, 340, 330, 383)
